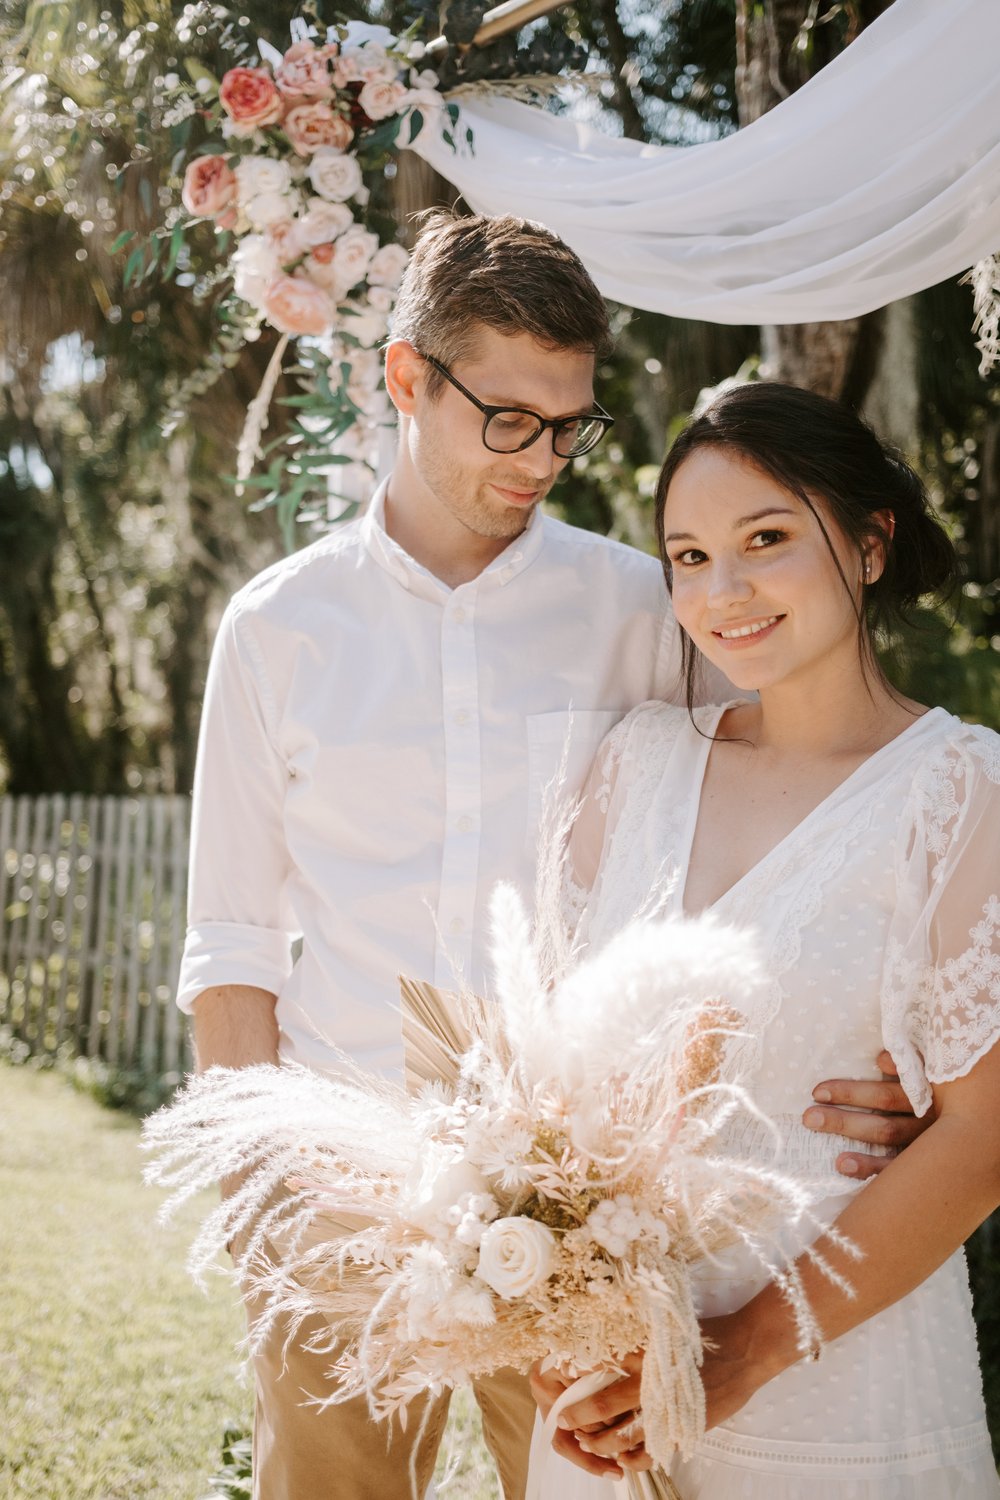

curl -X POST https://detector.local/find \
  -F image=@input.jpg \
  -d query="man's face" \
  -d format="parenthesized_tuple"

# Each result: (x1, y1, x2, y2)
(406, 327, 598, 542)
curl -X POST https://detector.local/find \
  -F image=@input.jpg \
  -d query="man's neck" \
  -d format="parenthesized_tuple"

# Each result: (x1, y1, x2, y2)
(383, 479, 531, 591)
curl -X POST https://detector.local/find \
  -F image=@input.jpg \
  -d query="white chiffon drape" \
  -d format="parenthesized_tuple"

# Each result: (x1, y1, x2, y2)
(409, 0, 1000, 326)
(525, 701, 1000, 1499)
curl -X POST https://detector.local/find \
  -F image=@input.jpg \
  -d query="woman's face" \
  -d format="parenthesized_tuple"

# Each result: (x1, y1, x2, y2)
(661, 446, 867, 696)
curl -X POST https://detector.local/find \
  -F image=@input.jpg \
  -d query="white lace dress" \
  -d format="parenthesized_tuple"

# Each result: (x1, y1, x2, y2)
(529, 700, 1000, 1500)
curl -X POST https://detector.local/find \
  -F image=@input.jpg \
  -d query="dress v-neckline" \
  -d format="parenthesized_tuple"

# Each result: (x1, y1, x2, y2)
(679, 700, 943, 917)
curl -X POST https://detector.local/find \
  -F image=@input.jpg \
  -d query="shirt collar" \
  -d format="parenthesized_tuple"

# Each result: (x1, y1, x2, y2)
(361, 478, 546, 598)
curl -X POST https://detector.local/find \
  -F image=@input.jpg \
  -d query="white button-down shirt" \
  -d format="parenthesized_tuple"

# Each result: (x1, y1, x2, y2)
(177, 486, 686, 1077)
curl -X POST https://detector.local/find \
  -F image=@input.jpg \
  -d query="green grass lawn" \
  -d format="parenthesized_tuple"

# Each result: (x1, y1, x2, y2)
(0, 1064, 497, 1499)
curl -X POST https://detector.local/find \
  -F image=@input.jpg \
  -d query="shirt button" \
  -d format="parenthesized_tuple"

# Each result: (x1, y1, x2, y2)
(452, 606, 466, 624)
(449, 917, 465, 934)
(457, 815, 474, 833)
(454, 709, 469, 725)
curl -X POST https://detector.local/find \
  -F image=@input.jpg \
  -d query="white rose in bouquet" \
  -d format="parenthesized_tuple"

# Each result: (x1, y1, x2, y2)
(307, 147, 363, 203)
(367, 242, 409, 289)
(476, 1218, 557, 1300)
(340, 306, 388, 347)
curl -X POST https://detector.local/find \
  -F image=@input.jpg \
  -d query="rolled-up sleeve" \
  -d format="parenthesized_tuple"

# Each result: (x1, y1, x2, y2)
(176, 601, 297, 1013)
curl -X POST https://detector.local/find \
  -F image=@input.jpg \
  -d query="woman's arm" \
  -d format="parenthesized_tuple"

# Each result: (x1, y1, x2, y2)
(547, 1038, 1000, 1472)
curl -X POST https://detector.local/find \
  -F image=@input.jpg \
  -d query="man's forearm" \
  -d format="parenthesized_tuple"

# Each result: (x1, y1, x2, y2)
(192, 984, 280, 1072)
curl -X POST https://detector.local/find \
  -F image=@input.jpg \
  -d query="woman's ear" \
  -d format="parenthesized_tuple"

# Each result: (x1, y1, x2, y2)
(384, 340, 425, 417)
(864, 509, 896, 584)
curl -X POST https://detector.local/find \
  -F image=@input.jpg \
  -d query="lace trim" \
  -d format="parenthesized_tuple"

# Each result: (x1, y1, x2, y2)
(691, 1419, 994, 1474)
(882, 728, 1000, 1114)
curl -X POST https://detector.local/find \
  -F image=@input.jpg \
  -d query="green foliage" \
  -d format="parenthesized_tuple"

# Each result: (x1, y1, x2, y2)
(201, 1424, 253, 1499)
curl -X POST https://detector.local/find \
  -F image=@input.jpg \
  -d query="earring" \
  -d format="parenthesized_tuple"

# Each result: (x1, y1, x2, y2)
(864, 559, 872, 583)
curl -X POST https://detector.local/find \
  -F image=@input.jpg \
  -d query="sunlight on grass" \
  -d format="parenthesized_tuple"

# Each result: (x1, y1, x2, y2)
(0, 1064, 499, 1498)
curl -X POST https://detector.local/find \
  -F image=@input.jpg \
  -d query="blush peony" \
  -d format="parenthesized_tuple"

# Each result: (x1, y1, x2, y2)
(284, 102, 354, 157)
(262, 274, 335, 335)
(274, 40, 336, 99)
(181, 156, 238, 227)
(219, 67, 285, 136)
(357, 79, 408, 122)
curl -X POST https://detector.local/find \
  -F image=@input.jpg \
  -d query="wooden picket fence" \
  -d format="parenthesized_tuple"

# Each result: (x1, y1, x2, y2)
(0, 795, 192, 1077)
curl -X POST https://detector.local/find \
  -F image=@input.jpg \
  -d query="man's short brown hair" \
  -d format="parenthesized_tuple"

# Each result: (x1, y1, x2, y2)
(390, 211, 611, 390)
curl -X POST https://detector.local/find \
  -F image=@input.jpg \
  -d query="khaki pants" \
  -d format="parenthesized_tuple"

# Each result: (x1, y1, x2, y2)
(242, 1236, 535, 1500)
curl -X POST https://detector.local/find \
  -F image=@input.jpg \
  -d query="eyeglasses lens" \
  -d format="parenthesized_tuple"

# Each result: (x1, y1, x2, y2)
(483, 412, 606, 458)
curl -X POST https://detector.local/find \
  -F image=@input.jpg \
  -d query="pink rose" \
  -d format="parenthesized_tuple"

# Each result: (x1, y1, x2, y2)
(262, 274, 335, 335)
(357, 79, 407, 122)
(274, 40, 336, 99)
(181, 156, 238, 227)
(219, 67, 285, 135)
(284, 102, 354, 157)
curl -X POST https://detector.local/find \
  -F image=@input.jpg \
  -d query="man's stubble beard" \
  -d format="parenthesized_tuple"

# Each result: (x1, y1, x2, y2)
(421, 442, 550, 542)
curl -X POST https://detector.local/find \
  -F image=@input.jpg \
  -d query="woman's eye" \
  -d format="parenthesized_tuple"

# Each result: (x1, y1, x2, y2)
(673, 548, 706, 567)
(749, 529, 786, 549)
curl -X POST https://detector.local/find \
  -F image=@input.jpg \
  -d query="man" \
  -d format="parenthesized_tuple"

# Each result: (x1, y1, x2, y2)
(178, 212, 923, 1500)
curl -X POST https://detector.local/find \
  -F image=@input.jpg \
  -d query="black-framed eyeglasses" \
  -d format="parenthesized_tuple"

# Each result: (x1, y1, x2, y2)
(422, 354, 614, 459)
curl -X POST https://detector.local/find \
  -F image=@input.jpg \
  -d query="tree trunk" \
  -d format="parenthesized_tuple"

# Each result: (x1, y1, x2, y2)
(735, 0, 891, 402)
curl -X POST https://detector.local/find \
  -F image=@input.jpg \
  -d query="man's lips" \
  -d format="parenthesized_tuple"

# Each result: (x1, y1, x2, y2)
(710, 614, 784, 648)
(490, 482, 543, 507)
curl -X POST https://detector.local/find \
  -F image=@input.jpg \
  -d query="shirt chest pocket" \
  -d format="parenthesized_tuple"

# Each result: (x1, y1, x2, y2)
(524, 709, 623, 857)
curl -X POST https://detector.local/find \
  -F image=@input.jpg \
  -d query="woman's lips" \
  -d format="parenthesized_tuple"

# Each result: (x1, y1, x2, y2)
(711, 615, 784, 649)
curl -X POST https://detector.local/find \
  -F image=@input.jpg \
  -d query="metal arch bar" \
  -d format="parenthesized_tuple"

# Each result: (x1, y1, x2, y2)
(425, 0, 570, 56)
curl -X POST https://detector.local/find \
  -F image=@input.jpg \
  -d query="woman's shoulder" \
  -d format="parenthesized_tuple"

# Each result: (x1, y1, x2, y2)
(910, 707, 1000, 783)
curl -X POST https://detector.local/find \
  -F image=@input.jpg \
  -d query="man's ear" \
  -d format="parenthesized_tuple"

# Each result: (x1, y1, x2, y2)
(384, 340, 425, 417)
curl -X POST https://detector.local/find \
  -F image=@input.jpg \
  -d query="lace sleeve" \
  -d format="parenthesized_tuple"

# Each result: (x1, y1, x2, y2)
(882, 725, 1000, 1115)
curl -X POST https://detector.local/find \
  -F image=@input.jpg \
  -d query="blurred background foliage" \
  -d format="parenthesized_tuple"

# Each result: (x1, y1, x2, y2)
(1, 0, 998, 804)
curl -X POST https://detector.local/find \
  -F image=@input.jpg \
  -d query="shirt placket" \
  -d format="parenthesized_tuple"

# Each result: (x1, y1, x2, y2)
(434, 585, 482, 987)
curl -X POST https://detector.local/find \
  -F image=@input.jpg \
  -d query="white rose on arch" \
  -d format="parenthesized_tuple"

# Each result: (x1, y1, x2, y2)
(340, 306, 388, 348)
(233, 233, 281, 307)
(367, 242, 409, 289)
(235, 155, 293, 205)
(476, 1217, 558, 1300)
(243, 189, 300, 230)
(307, 148, 363, 203)
(332, 225, 380, 291)
(298, 198, 354, 247)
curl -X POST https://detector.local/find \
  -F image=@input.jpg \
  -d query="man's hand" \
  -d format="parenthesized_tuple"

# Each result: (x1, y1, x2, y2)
(804, 1050, 930, 1180)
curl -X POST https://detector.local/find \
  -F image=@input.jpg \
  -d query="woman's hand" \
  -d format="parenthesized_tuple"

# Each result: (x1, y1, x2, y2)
(530, 1354, 652, 1476)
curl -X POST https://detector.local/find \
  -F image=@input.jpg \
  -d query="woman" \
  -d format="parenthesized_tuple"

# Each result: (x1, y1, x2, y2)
(531, 383, 1000, 1497)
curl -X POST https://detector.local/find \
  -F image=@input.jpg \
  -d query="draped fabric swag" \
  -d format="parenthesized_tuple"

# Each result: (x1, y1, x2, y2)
(409, 0, 1000, 334)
